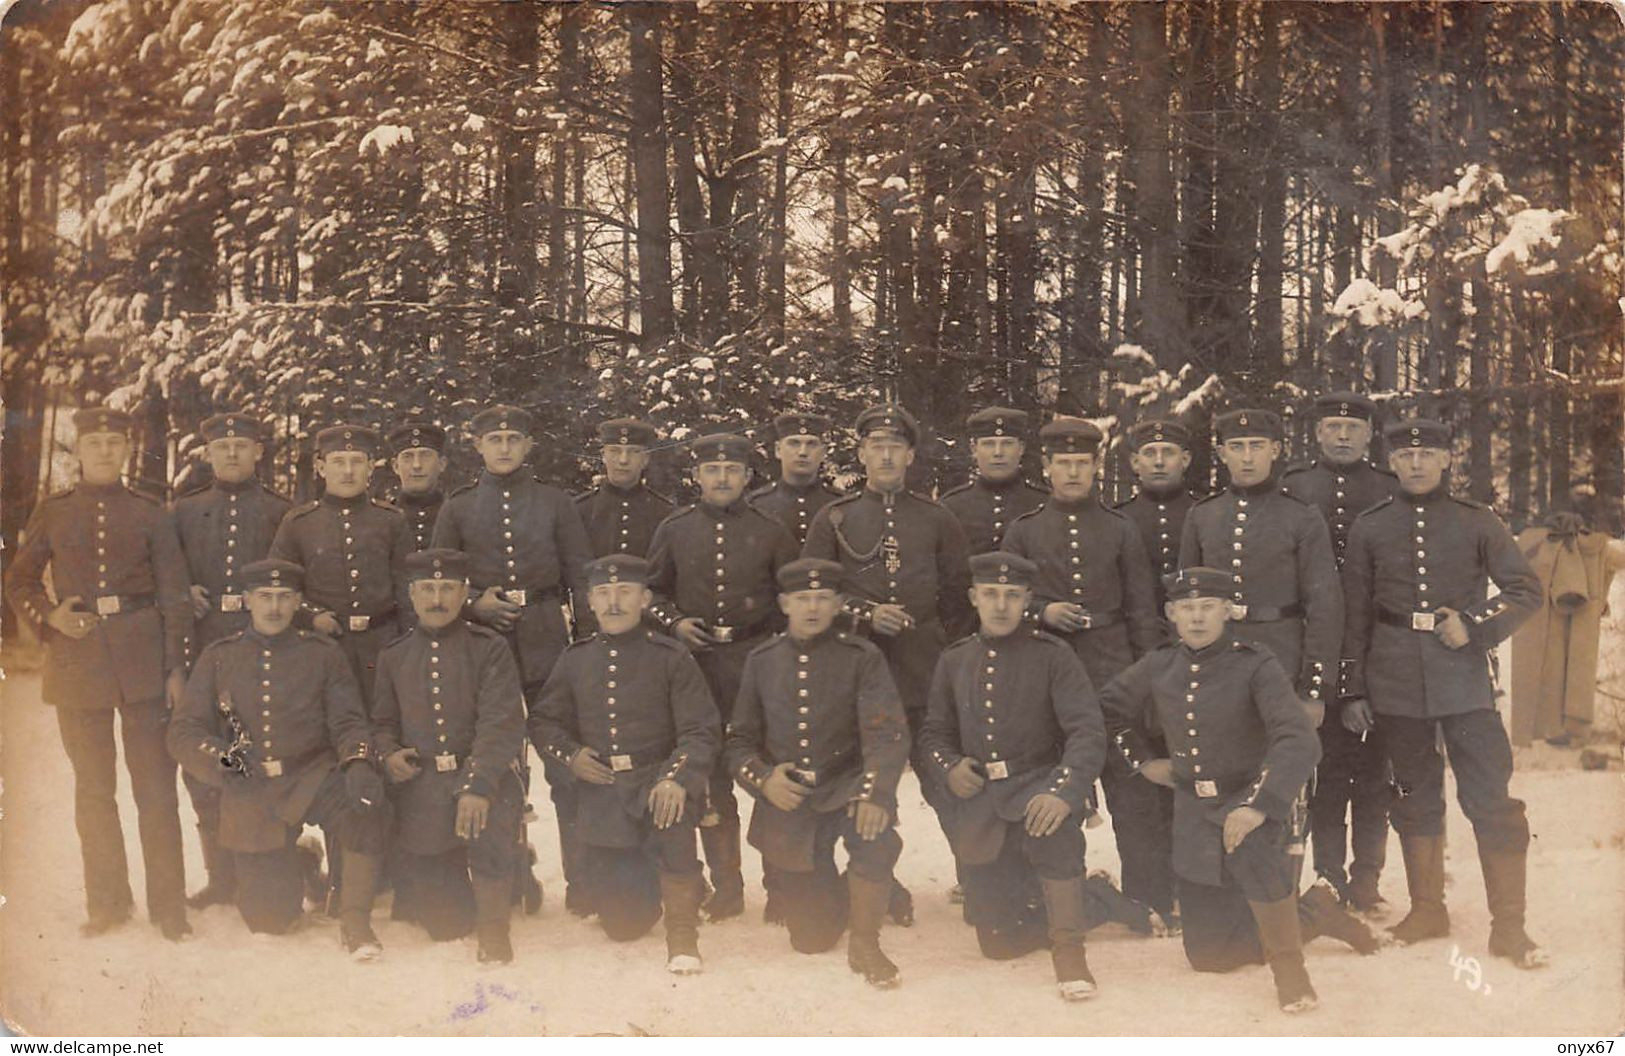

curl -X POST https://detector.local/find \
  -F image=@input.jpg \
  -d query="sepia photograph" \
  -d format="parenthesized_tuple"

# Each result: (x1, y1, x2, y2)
(0, 0, 1621, 1040)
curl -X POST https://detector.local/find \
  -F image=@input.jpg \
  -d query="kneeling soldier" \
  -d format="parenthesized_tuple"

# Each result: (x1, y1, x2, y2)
(374, 549, 528, 963)
(169, 559, 391, 960)
(727, 558, 910, 988)
(531, 555, 720, 974)
(921, 552, 1107, 1002)
(1100, 567, 1322, 1013)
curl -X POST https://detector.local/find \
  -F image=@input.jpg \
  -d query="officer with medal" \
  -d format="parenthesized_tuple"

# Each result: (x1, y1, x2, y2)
(645, 432, 800, 921)
(940, 406, 1048, 554)
(387, 421, 450, 554)
(747, 412, 844, 546)
(6, 406, 194, 940)
(373, 549, 528, 963)
(172, 411, 291, 908)
(1112, 416, 1204, 612)
(1099, 567, 1322, 1014)
(574, 417, 674, 559)
(169, 558, 391, 959)
(530, 556, 720, 974)
(920, 552, 1107, 1001)
(1280, 392, 1401, 913)
(1342, 418, 1547, 969)
(269, 424, 410, 708)
(727, 558, 910, 988)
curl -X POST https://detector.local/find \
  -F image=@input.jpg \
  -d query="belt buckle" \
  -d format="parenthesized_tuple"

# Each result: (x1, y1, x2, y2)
(95, 596, 121, 616)
(1194, 779, 1218, 798)
(710, 624, 735, 643)
(1229, 602, 1248, 621)
(219, 593, 244, 613)
(261, 759, 284, 778)
(985, 760, 1010, 781)
(1411, 611, 1436, 632)
(610, 754, 634, 772)
(347, 615, 371, 632)
(506, 589, 528, 607)
(792, 768, 818, 786)
(434, 753, 458, 773)
(1077, 612, 1094, 630)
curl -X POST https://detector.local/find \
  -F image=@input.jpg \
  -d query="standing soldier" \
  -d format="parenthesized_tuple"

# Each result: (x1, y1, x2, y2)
(1342, 419, 1547, 968)
(388, 421, 449, 553)
(1281, 392, 1400, 913)
(373, 550, 527, 963)
(941, 406, 1047, 554)
(748, 412, 843, 546)
(1113, 416, 1203, 611)
(269, 424, 409, 708)
(172, 411, 291, 909)
(574, 417, 673, 559)
(1099, 567, 1322, 1013)
(1001, 417, 1171, 928)
(803, 403, 973, 920)
(645, 433, 799, 920)
(433, 404, 593, 913)
(6, 406, 194, 940)
(920, 552, 1107, 1001)
(531, 556, 720, 974)
(169, 559, 390, 959)
(727, 558, 910, 988)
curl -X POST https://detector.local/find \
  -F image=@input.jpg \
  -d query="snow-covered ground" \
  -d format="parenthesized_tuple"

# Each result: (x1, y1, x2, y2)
(0, 669, 1619, 1037)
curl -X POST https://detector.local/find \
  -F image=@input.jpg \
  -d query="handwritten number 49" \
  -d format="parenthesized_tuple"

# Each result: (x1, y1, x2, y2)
(1448, 943, 1492, 996)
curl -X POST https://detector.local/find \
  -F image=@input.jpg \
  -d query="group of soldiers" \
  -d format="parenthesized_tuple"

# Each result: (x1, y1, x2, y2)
(6, 389, 1551, 1014)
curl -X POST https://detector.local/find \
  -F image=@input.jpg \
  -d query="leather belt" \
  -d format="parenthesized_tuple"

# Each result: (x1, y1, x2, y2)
(599, 746, 671, 772)
(1378, 606, 1440, 632)
(499, 587, 560, 608)
(1064, 609, 1123, 631)
(977, 751, 1059, 781)
(343, 608, 396, 632)
(704, 618, 773, 644)
(1230, 602, 1305, 623)
(256, 746, 326, 779)
(92, 593, 155, 617)
(1173, 773, 1251, 799)
(788, 751, 858, 787)
(217, 593, 245, 613)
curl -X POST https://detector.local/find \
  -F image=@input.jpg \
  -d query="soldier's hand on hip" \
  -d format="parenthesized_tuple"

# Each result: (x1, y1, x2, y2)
(1137, 758, 1175, 788)
(673, 618, 714, 650)
(1222, 805, 1266, 854)
(569, 746, 617, 785)
(47, 597, 97, 639)
(384, 748, 422, 783)
(869, 604, 911, 636)
(648, 779, 686, 829)
(455, 792, 490, 840)
(165, 669, 186, 711)
(189, 584, 211, 619)
(1341, 698, 1375, 735)
(762, 763, 810, 811)
(312, 611, 343, 637)
(1023, 793, 1071, 837)
(344, 760, 386, 811)
(472, 588, 522, 632)
(848, 800, 890, 841)
(1042, 602, 1086, 633)
(946, 757, 985, 799)
(1432, 608, 1470, 649)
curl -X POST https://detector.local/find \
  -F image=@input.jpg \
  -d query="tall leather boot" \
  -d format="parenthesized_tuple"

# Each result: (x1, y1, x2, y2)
(1249, 895, 1317, 1013)
(1388, 835, 1450, 945)
(558, 814, 592, 917)
(473, 871, 514, 964)
(847, 873, 901, 988)
(186, 824, 237, 909)
(1298, 878, 1381, 955)
(1039, 876, 1097, 1002)
(338, 849, 383, 962)
(699, 819, 745, 922)
(1346, 780, 1390, 915)
(1479, 846, 1548, 969)
(661, 869, 706, 975)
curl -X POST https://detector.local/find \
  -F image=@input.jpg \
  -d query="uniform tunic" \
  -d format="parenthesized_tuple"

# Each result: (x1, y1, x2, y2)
(574, 482, 673, 558)
(940, 476, 1048, 555)
(1280, 459, 1399, 574)
(173, 478, 291, 651)
(395, 489, 444, 553)
(1113, 486, 1201, 610)
(748, 478, 843, 546)
(372, 619, 527, 856)
(646, 500, 800, 640)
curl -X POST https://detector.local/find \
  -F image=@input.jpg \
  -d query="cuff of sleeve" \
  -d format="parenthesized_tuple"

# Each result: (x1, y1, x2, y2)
(843, 598, 877, 625)
(1340, 659, 1367, 699)
(1045, 765, 1088, 812)
(340, 743, 372, 767)
(1298, 660, 1328, 702)
(736, 755, 773, 792)
(541, 739, 580, 769)
(1111, 728, 1154, 770)
(647, 603, 683, 634)
(1023, 598, 1047, 627)
(925, 745, 961, 778)
(464, 773, 497, 799)
(1241, 772, 1293, 821)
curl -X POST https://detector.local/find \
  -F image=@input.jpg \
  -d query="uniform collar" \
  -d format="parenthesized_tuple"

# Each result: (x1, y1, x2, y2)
(1047, 493, 1099, 514)
(977, 625, 1029, 645)
(597, 626, 648, 646)
(789, 625, 842, 649)
(777, 476, 822, 495)
(1228, 473, 1280, 498)
(1137, 482, 1186, 503)
(246, 624, 300, 646)
(415, 616, 466, 641)
(1402, 482, 1450, 505)
(320, 491, 365, 511)
(1316, 457, 1370, 474)
(480, 468, 527, 486)
(1180, 628, 1234, 661)
(700, 497, 749, 519)
(863, 483, 907, 504)
(397, 488, 442, 508)
(211, 476, 259, 496)
(604, 480, 644, 497)
(975, 474, 1025, 494)
(77, 480, 125, 499)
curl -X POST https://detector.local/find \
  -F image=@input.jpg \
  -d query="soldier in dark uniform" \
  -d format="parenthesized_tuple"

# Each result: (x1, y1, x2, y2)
(373, 549, 527, 962)
(646, 432, 799, 920)
(6, 406, 194, 940)
(531, 556, 720, 974)
(1002, 417, 1172, 926)
(803, 403, 973, 921)
(433, 403, 593, 913)
(1113, 417, 1202, 610)
(388, 421, 449, 553)
(727, 558, 910, 988)
(1100, 567, 1322, 1013)
(574, 417, 673, 559)
(921, 552, 1106, 1001)
(172, 411, 291, 908)
(168, 559, 391, 959)
(941, 406, 1048, 554)
(1281, 392, 1401, 913)
(269, 424, 410, 708)
(1342, 419, 1547, 968)
(748, 412, 843, 546)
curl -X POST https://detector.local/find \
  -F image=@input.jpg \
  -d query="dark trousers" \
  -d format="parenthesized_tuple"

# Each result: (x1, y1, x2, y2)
(1379, 708, 1528, 854)
(588, 812, 703, 941)
(1309, 715, 1392, 885)
(872, 621, 955, 826)
(961, 818, 1085, 938)
(774, 810, 903, 954)
(694, 634, 766, 825)
(56, 700, 186, 922)
(334, 618, 399, 714)
(395, 775, 525, 940)
(182, 771, 222, 844)
(1178, 818, 1296, 973)
(1099, 759, 1176, 916)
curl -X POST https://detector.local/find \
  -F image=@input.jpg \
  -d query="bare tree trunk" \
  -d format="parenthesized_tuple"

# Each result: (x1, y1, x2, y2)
(1127, 1, 1183, 368)
(828, 3, 852, 349)
(1254, 2, 1286, 379)
(626, 2, 675, 352)
(765, 5, 794, 347)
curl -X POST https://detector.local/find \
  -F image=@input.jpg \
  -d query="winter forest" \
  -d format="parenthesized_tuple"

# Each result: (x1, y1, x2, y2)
(2, 0, 1621, 566)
